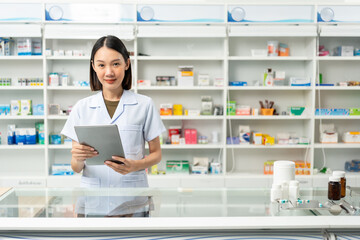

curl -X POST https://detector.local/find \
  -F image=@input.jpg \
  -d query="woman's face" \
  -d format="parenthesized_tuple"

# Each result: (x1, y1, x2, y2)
(92, 46, 129, 93)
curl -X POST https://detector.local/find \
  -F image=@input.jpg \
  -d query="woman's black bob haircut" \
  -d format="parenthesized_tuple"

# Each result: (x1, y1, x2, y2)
(90, 35, 132, 91)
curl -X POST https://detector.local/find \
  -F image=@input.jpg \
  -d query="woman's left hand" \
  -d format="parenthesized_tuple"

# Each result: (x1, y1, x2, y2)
(104, 156, 140, 175)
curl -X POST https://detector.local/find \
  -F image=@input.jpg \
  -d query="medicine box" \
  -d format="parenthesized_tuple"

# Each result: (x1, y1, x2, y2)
(166, 160, 189, 175)
(20, 100, 32, 115)
(198, 74, 210, 86)
(253, 132, 263, 145)
(289, 107, 305, 116)
(227, 101, 236, 115)
(52, 164, 74, 176)
(239, 125, 250, 144)
(11, 100, 21, 116)
(184, 129, 197, 144)
(191, 166, 208, 174)
(290, 77, 311, 86)
(0, 104, 10, 116)
(343, 132, 360, 143)
(350, 108, 360, 116)
(35, 122, 44, 144)
(177, 66, 194, 87)
(25, 128, 36, 145)
(320, 124, 338, 143)
(137, 79, 151, 87)
(335, 46, 354, 56)
(33, 104, 44, 115)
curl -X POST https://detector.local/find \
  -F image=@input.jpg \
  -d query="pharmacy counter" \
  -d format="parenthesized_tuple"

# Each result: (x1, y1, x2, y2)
(0, 187, 360, 239)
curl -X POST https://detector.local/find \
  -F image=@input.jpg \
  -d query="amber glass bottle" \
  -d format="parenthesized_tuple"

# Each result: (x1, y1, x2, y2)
(333, 171, 346, 198)
(328, 176, 341, 201)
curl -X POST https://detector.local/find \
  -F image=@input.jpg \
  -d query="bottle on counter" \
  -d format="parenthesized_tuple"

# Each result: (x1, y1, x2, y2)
(289, 180, 299, 204)
(270, 183, 282, 202)
(333, 171, 346, 198)
(328, 176, 341, 201)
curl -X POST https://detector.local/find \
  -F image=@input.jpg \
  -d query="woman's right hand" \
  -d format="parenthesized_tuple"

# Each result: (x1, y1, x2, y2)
(71, 141, 98, 162)
(71, 141, 98, 173)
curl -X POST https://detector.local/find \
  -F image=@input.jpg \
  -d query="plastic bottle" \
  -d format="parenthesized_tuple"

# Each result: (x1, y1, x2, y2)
(270, 183, 282, 202)
(328, 176, 341, 201)
(333, 171, 346, 198)
(281, 181, 289, 199)
(289, 180, 299, 204)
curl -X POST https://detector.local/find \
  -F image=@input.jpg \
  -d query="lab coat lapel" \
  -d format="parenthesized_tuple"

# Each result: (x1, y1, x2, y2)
(89, 92, 112, 123)
(110, 90, 138, 124)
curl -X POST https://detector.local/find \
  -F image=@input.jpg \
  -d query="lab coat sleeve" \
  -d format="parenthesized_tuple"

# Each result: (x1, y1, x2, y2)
(61, 103, 81, 142)
(143, 98, 166, 142)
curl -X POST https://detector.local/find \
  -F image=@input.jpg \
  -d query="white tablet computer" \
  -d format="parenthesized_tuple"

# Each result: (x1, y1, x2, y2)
(74, 125, 125, 165)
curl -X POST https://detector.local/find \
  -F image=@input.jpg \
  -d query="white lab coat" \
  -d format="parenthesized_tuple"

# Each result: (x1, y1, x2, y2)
(61, 90, 165, 214)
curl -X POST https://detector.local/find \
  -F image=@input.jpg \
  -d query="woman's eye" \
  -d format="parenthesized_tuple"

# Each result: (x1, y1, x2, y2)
(98, 64, 104, 68)
(113, 62, 120, 66)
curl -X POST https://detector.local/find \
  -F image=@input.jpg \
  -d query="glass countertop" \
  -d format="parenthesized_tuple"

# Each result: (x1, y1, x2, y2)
(0, 187, 359, 218)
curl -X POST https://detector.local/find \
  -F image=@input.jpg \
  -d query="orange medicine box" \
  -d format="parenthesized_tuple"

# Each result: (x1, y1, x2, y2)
(160, 103, 172, 116)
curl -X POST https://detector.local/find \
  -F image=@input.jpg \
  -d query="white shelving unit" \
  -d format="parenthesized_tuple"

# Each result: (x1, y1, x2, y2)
(315, 25, 360, 177)
(1, 4, 360, 189)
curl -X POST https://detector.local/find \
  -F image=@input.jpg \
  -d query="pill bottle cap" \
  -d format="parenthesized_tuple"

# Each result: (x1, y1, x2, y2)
(329, 176, 340, 182)
(333, 171, 345, 178)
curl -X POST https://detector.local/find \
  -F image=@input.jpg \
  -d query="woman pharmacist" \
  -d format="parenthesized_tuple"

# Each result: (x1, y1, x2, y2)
(61, 35, 166, 190)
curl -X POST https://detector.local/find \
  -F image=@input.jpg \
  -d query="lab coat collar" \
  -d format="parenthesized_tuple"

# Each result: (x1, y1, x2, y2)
(89, 90, 137, 107)
(89, 90, 138, 123)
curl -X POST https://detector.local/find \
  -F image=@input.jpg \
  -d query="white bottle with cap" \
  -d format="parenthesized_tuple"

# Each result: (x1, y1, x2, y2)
(273, 160, 295, 185)
(271, 183, 282, 202)
(289, 180, 300, 204)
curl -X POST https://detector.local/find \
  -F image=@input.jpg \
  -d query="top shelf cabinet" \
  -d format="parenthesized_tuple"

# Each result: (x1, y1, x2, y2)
(137, 26, 227, 38)
(44, 24, 134, 40)
(229, 25, 317, 37)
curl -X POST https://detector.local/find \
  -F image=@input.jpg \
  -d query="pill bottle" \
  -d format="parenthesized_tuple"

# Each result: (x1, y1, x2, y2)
(333, 171, 346, 198)
(289, 180, 299, 203)
(270, 183, 282, 202)
(328, 176, 341, 201)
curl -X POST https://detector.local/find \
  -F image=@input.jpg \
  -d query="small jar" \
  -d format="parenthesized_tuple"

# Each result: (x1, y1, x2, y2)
(328, 176, 341, 201)
(333, 171, 346, 198)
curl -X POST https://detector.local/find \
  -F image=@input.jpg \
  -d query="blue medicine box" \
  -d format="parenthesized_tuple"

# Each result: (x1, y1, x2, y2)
(229, 81, 247, 86)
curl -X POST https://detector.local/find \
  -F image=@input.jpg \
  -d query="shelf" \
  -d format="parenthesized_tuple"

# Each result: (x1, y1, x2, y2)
(46, 56, 90, 60)
(159, 144, 224, 149)
(228, 86, 311, 90)
(315, 87, 360, 90)
(227, 116, 310, 120)
(137, 56, 224, 61)
(48, 145, 72, 149)
(317, 56, 360, 61)
(314, 143, 360, 149)
(228, 56, 311, 61)
(0, 115, 44, 120)
(0, 86, 44, 90)
(47, 116, 68, 120)
(137, 86, 223, 91)
(47, 86, 91, 90)
(161, 116, 223, 120)
(0, 145, 45, 150)
(0, 56, 43, 60)
(315, 116, 360, 120)
(226, 144, 310, 149)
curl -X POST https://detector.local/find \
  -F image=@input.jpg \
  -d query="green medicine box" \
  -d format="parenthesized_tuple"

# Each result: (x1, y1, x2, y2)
(166, 160, 190, 175)
(289, 107, 305, 116)
(227, 101, 236, 116)
(350, 108, 360, 116)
